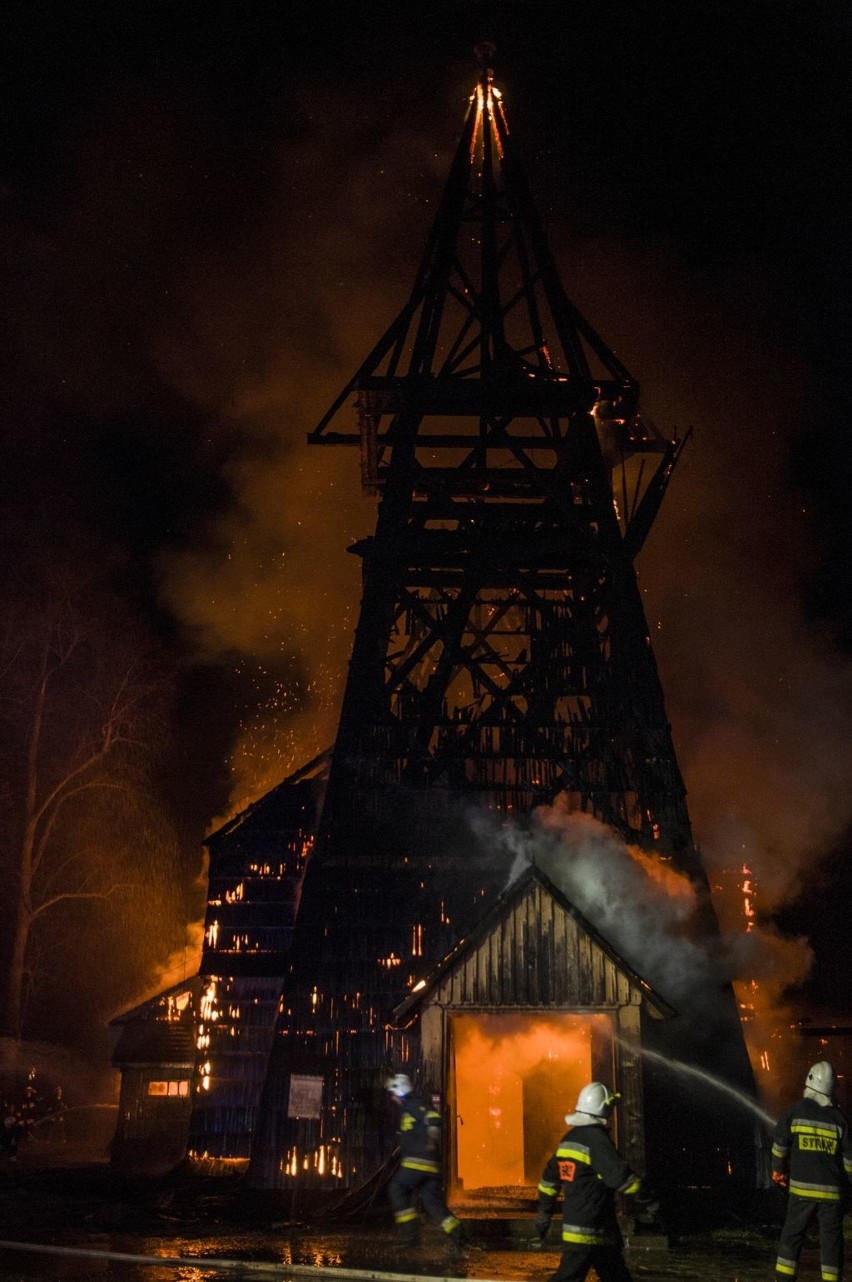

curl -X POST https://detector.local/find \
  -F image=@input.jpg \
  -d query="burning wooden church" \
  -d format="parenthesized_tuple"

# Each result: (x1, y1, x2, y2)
(112, 49, 762, 1201)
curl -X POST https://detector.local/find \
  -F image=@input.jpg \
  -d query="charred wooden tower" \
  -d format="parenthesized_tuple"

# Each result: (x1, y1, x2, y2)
(248, 51, 759, 1198)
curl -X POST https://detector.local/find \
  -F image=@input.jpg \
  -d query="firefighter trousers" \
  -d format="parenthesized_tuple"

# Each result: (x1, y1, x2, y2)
(776, 1193, 844, 1281)
(387, 1167, 461, 1247)
(548, 1244, 634, 1282)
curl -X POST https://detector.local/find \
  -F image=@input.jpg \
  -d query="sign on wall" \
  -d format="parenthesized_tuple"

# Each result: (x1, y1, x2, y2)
(288, 1074, 323, 1120)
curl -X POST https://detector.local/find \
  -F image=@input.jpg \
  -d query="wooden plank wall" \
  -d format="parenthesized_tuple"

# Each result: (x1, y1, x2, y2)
(430, 880, 640, 1010)
(419, 879, 648, 1173)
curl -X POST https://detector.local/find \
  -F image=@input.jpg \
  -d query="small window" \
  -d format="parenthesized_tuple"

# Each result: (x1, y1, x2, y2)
(147, 1080, 189, 1097)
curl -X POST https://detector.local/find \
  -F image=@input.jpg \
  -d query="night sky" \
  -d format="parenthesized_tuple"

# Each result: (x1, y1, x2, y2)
(3, 1, 852, 1029)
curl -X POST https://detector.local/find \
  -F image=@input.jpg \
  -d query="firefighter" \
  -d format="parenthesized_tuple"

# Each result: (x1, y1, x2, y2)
(0, 1110, 22, 1164)
(771, 1060, 852, 1282)
(535, 1081, 656, 1282)
(18, 1083, 39, 1136)
(384, 1073, 464, 1256)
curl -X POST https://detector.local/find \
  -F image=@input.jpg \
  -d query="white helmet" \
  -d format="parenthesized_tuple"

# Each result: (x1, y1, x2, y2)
(565, 1082, 620, 1126)
(386, 1073, 413, 1099)
(805, 1061, 836, 1104)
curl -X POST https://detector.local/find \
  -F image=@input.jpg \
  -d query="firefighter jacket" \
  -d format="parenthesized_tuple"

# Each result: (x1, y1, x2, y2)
(537, 1122, 643, 1247)
(396, 1092, 441, 1175)
(771, 1096, 852, 1201)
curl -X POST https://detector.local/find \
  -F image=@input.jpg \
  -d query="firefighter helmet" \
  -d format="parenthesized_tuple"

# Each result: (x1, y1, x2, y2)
(805, 1061, 836, 1103)
(386, 1073, 413, 1099)
(565, 1081, 620, 1125)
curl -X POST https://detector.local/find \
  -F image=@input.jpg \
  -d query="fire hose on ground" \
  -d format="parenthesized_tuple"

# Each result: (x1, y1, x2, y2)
(0, 1240, 499, 1282)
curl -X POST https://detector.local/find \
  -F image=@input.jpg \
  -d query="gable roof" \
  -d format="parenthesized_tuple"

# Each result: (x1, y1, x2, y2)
(393, 861, 675, 1023)
(109, 977, 200, 1027)
(204, 749, 330, 847)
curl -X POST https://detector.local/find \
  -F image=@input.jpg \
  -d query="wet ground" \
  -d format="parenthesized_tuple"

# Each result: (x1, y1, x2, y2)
(0, 1230, 788, 1282)
(0, 1156, 841, 1282)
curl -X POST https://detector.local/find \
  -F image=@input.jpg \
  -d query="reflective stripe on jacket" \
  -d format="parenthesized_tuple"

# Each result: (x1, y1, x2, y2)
(397, 1093, 441, 1175)
(537, 1122, 642, 1246)
(771, 1097, 852, 1201)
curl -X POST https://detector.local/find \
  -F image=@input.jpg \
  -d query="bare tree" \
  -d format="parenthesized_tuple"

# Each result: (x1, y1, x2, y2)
(0, 543, 174, 1041)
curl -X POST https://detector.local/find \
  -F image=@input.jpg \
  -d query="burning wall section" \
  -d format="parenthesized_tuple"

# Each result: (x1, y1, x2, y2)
(186, 771, 324, 1167)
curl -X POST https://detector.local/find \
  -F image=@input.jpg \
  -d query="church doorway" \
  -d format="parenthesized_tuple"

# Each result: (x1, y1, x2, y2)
(449, 1011, 614, 1204)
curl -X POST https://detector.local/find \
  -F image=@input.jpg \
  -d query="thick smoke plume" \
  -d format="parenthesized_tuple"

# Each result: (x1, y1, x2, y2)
(559, 237, 852, 926)
(153, 74, 461, 812)
(488, 804, 812, 1044)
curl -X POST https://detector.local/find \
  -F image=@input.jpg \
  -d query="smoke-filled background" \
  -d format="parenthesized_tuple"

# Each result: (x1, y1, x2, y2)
(2, 0, 851, 1071)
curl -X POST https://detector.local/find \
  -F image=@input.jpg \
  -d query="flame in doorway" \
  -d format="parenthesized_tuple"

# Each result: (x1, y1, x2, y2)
(452, 1012, 612, 1193)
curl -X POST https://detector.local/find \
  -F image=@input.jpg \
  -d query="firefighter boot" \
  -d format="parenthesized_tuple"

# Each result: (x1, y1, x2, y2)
(397, 1218, 421, 1249)
(392, 1202, 421, 1249)
(446, 1224, 467, 1260)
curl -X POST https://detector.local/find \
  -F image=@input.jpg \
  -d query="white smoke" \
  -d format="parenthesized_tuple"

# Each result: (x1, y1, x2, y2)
(472, 801, 810, 1023)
